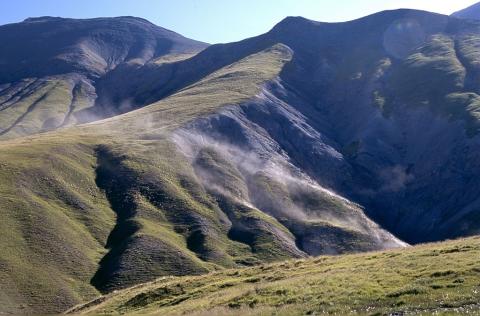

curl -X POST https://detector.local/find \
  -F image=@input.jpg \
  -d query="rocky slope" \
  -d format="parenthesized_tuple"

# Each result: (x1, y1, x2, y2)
(124, 9, 480, 244)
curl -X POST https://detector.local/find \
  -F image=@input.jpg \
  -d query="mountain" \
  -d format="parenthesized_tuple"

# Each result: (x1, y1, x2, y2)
(452, 2, 480, 20)
(0, 42, 404, 315)
(138, 8, 480, 244)
(0, 16, 207, 82)
(69, 236, 480, 315)
(1, 8, 480, 314)
(0, 16, 207, 139)
(275, 10, 480, 244)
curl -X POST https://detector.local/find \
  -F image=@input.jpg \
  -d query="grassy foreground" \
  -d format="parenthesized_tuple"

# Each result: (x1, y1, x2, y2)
(69, 236, 480, 315)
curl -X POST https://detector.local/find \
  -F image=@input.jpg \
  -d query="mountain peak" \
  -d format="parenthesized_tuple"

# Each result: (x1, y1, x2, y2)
(276, 16, 319, 26)
(268, 16, 324, 38)
(274, 8, 444, 26)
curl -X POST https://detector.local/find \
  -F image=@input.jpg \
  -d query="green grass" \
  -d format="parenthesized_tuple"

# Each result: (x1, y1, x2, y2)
(0, 78, 76, 139)
(395, 34, 465, 101)
(0, 136, 114, 314)
(386, 33, 480, 135)
(69, 236, 480, 316)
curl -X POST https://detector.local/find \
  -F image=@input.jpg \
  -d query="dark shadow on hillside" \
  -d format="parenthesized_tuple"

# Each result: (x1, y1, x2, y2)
(90, 145, 140, 293)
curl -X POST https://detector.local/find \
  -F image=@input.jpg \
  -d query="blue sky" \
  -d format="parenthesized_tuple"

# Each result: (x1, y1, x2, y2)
(1, 0, 477, 43)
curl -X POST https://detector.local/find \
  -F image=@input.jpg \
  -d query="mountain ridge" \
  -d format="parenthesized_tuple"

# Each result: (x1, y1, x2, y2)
(0, 15, 208, 83)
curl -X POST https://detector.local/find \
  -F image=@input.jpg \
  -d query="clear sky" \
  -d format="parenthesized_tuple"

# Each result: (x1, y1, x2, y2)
(1, 0, 477, 43)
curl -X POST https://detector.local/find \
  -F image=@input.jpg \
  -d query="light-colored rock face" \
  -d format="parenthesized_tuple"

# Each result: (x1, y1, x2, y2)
(172, 87, 407, 255)
(170, 62, 479, 249)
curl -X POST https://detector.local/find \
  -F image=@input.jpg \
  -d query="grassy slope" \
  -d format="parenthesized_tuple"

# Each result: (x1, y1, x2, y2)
(387, 32, 480, 136)
(0, 76, 96, 140)
(70, 236, 480, 316)
(0, 44, 292, 314)
(0, 134, 114, 314)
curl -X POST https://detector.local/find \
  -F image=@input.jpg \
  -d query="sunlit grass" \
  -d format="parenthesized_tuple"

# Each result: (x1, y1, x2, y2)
(71, 236, 480, 315)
